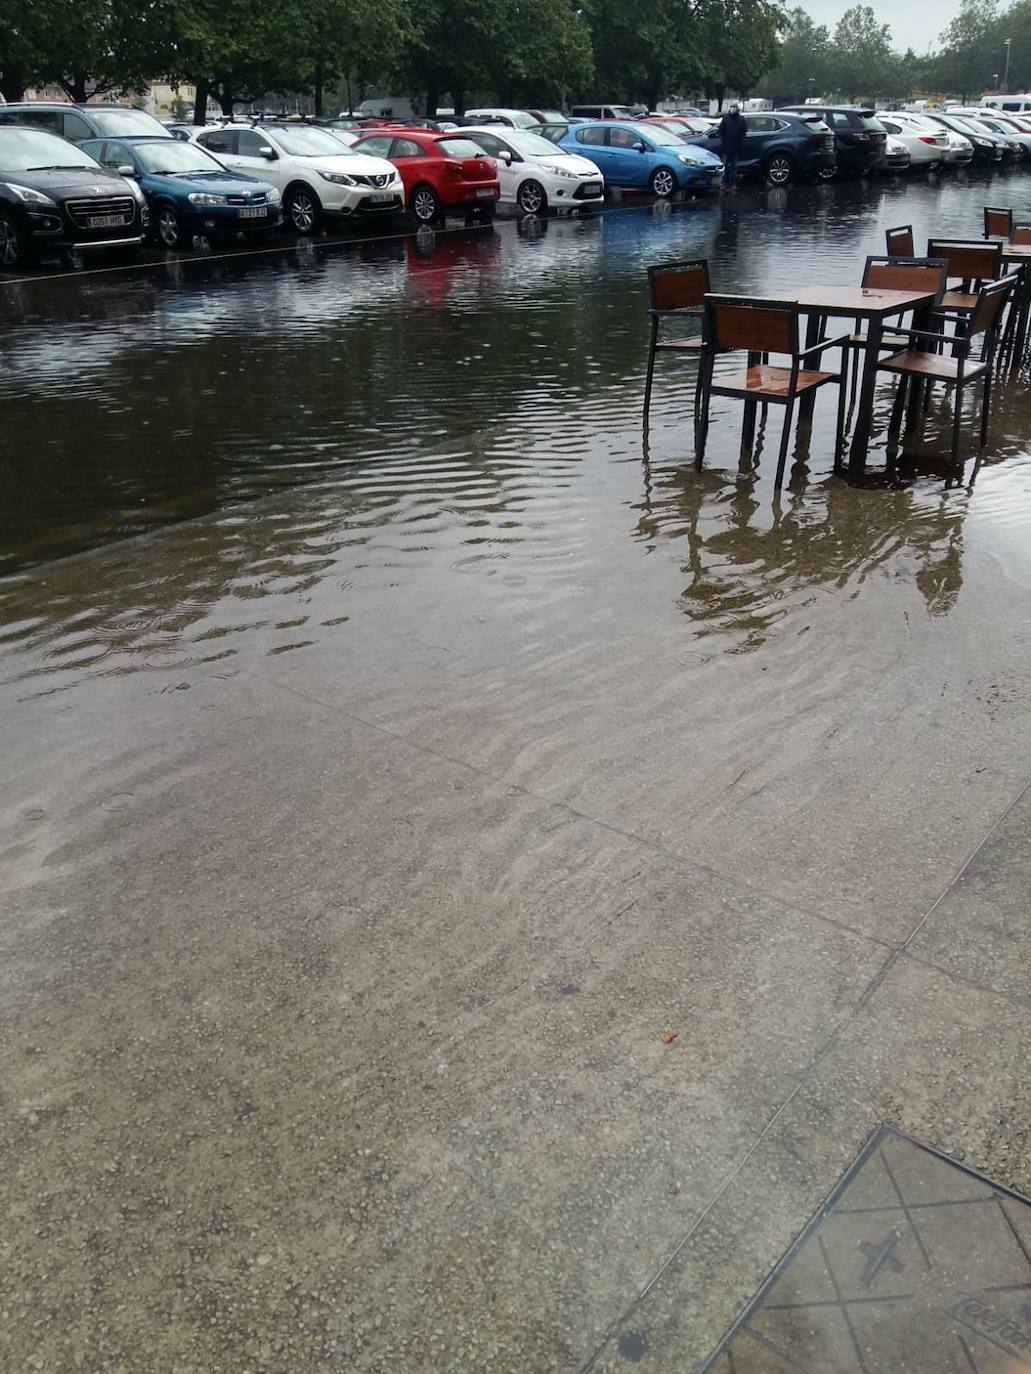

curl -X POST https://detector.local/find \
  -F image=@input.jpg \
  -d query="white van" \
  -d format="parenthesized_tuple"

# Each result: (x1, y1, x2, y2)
(981, 94, 1031, 113)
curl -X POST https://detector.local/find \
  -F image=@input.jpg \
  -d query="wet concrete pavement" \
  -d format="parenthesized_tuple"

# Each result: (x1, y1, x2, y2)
(4, 175, 1031, 1372)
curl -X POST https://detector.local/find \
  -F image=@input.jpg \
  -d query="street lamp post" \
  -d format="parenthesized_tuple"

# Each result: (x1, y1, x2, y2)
(1003, 38, 1012, 94)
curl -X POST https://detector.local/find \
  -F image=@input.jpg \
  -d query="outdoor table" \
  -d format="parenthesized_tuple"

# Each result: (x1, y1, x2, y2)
(924, 241, 1031, 370)
(786, 286, 938, 478)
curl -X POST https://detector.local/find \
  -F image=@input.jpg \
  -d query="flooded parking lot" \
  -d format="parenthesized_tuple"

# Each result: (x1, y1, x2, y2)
(5, 174, 1031, 1373)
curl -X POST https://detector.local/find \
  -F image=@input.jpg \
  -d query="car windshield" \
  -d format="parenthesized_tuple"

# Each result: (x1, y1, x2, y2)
(505, 131, 572, 157)
(641, 124, 685, 146)
(134, 141, 225, 174)
(0, 126, 99, 171)
(263, 126, 347, 156)
(89, 108, 169, 137)
(436, 137, 488, 158)
(955, 117, 995, 136)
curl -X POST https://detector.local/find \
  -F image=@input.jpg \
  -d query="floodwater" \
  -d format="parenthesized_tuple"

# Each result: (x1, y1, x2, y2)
(5, 173, 1031, 1374)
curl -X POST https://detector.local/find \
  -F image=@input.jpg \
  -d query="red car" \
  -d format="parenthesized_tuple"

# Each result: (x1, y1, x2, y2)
(351, 129, 499, 223)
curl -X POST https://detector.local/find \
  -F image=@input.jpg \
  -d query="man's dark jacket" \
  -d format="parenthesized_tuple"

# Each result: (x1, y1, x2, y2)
(718, 110, 747, 156)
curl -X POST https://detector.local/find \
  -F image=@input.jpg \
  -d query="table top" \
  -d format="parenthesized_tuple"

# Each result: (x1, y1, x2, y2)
(789, 285, 937, 318)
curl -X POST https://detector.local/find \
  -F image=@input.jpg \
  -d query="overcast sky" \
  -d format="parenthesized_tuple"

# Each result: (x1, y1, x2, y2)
(804, 0, 960, 53)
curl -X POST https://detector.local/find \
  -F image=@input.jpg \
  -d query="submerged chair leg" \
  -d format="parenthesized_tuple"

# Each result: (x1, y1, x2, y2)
(951, 387, 965, 470)
(643, 317, 659, 424)
(980, 371, 992, 448)
(833, 375, 848, 474)
(694, 352, 714, 471)
(774, 395, 796, 488)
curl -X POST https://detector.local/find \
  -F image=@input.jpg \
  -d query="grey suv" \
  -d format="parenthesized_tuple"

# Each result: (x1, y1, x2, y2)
(0, 103, 171, 144)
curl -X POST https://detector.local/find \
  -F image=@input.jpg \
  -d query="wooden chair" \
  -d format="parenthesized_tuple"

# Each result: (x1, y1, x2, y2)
(643, 259, 710, 424)
(695, 296, 848, 487)
(842, 257, 949, 402)
(984, 206, 1013, 239)
(877, 276, 1015, 468)
(926, 239, 1003, 313)
(885, 224, 914, 257)
(1011, 225, 1031, 244)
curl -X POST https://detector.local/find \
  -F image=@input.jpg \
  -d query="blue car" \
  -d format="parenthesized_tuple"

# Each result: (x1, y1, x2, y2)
(79, 135, 282, 249)
(557, 120, 723, 197)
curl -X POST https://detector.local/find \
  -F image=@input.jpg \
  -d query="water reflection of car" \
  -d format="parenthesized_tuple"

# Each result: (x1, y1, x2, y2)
(80, 135, 282, 249)
(462, 126, 603, 214)
(351, 129, 500, 223)
(0, 125, 148, 269)
(649, 111, 836, 185)
(557, 120, 723, 197)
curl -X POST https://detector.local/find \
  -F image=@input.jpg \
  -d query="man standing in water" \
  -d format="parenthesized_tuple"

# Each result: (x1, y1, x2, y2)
(718, 103, 747, 192)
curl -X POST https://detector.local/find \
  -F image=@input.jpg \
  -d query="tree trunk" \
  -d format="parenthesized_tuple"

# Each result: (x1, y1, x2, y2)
(426, 83, 439, 118)
(193, 79, 210, 124)
(453, 88, 465, 116)
(314, 59, 324, 117)
(62, 72, 90, 102)
(216, 86, 234, 117)
(0, 69, 27, 102)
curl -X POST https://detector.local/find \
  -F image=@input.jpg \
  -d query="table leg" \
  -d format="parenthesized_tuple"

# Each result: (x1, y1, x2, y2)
(1009, 267, 1031, 372)
(847, 317, 883, 479)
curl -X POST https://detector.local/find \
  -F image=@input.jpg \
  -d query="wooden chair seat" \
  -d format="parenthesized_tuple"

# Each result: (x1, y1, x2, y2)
(844, 330, 910, 350)
(879, 349, 988, 384)
(940, 290, 979, 311)
(711, 364, 837, 399)
(655, 335, 704, 351)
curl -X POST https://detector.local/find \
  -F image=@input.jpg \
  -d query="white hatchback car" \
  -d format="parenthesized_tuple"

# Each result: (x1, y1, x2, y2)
(190, 121, 403, 232)
(463, 108, 539, 129)
(876, 113, 947, 168)
(879, 110, 972, 166)
(462, 126, 604, 213)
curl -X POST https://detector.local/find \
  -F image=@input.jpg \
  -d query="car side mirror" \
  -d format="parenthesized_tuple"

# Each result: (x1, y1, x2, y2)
(259, 145, 276, 159)
(116, 164, 137, 177)
(497, 149, 512, 164)
(636, 141, 647, 152)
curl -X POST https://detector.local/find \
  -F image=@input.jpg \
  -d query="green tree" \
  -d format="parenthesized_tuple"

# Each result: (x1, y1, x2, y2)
(934, 0, 999, 99)
(830, 5, 894, 102)
(757, 7, 832, 105)
(0, 0, 164, 103)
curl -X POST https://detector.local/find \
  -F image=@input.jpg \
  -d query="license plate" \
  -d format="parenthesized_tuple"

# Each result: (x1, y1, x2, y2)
(475, 187, 495, 198)
(88, 214, 124, 229)
(366, 193, 393, 203)
(583, 182, 602, 195)
(239, 206, 266, 219)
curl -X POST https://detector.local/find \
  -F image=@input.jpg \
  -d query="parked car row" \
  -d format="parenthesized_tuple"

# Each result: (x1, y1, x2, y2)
(2, 96, 1030, 270)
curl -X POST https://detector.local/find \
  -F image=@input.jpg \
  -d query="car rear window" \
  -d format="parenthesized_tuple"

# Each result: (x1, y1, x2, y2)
(801, 116, 831, 132)
(859, 114, 886, 131)
(436, 138, 487, 158)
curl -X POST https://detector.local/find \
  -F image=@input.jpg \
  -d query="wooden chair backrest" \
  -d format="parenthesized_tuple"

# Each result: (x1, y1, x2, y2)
(862, 256, 948, 302)
(705, 296, 797, 354)
(984, 206, 1013, 239)
(968, 276, 1015, 338)
(926, 239, 1002, 283)
(1010, 225, 1031, 245)
(885, 224, 914, 257)
(649, 259, 710, 312)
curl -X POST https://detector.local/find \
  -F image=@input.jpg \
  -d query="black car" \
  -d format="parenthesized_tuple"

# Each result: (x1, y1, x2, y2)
(0, 125, 148, 268)
(0, 102, 171, 144)
(778, 105, 886, 177)
(926, 113, 1006, 165)
(680, 111, 836, 185)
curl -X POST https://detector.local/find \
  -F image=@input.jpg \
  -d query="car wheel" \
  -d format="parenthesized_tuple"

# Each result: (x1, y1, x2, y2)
(156, 204, 185, 249)
(816, 163, 837, 181)
(0, 210, 30, 269)
(517, 179, 547, 214)
(285, 185, 322, 234)
(764, 153, 795, 186)
(411, 184, 442, 223)
(649, 166, 677, 198)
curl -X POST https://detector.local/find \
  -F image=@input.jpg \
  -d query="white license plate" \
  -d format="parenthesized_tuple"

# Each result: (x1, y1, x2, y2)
(88, 214, 125, 229)
(475, 187, 495, 198)
(239, 206, 266, 219)
(583, 183, 602, 195)
(366, 193, 394, 203)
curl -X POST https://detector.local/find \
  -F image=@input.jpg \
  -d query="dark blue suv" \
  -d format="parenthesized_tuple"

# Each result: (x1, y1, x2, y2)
(685, 111, 836, 185)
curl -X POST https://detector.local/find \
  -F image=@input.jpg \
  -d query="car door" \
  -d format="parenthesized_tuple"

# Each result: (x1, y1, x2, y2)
(196, 127, 240, 171)
(572, 125, 609, 176)
(464, 130, 517, 200)
(607, 125, 649, 185)
(232, 129, 284, 189)
(742, 114, 775, 170)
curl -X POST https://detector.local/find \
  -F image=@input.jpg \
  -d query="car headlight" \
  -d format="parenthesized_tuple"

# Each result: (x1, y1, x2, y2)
(677, 153, 700, 165)
(126, 180, 146, 203)
(187, 191, 228, 206)
(319, 171, 356, 185)
(542, 163, 577, 178)
(976, 138, 992, 147)
(3, 182, 58, 207)
(266, 188, 282, 204)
